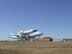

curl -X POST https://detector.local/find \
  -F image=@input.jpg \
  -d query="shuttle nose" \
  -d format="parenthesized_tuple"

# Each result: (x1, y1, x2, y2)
(33, 29, 37, 32)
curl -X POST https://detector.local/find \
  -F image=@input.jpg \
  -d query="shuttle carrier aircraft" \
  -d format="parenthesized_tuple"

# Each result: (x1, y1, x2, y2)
(10, 28, 43, 40)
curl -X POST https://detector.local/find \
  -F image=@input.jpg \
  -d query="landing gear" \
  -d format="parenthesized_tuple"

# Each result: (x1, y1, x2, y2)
(25, 38, 30, 41)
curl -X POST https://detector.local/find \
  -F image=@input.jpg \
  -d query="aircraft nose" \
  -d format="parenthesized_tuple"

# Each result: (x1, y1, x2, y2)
(40, 32, 43, 35)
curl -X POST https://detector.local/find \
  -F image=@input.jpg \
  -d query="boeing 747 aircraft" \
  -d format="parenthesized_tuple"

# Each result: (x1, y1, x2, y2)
(10, 28, 43, 40)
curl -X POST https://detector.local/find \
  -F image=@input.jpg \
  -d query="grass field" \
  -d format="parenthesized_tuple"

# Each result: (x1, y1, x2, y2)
(0, 41, 72, 54)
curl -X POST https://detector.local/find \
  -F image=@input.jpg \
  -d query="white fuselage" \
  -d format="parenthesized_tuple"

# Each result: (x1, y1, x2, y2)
(11, 28, 43, 40)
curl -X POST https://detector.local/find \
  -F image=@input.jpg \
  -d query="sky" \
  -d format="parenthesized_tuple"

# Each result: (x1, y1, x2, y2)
(0, 0, 72, 40)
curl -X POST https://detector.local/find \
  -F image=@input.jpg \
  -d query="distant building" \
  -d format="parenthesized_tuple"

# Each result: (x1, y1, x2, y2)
(43, 37, 53, 42)
(31, 37, 53, 42)
(62, 38, 72, 42)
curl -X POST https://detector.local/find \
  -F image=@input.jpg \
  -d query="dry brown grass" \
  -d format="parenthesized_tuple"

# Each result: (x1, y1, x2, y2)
(0, 41, 72, 54)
